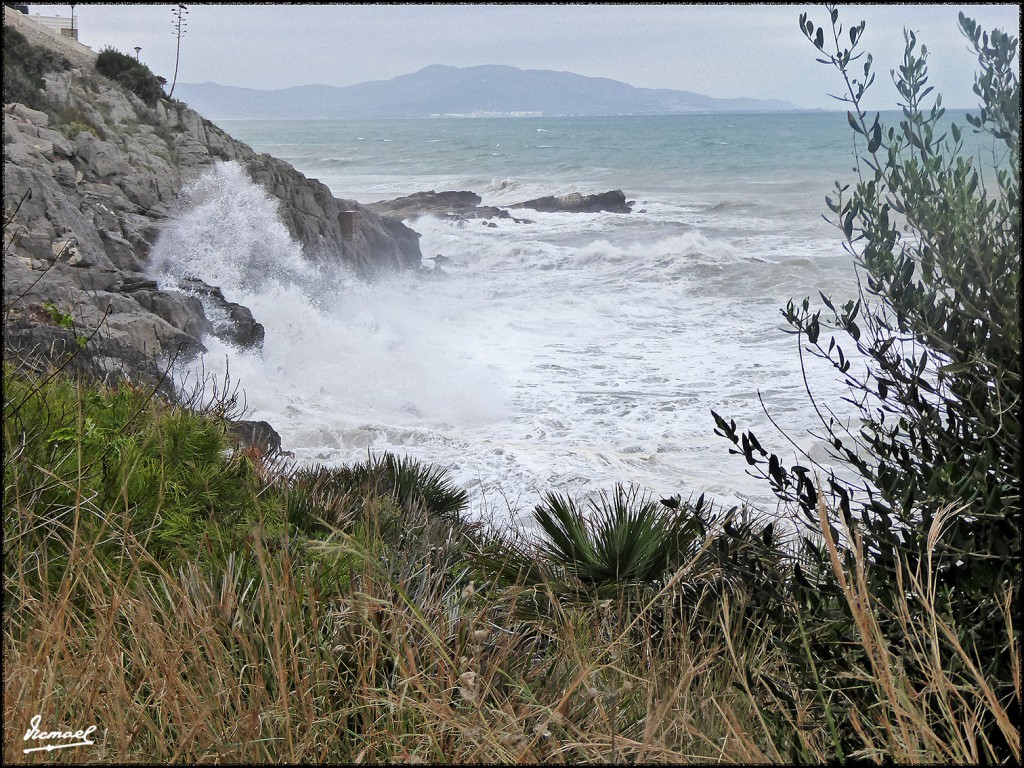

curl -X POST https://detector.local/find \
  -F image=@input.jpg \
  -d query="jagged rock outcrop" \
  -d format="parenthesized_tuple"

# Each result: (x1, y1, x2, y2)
(367, 188, 633, 223)
(3, 11, 421, 394)
(242, 151, 421, 274)
(510, 189, 632, 214)
(367, 190, 513, 222)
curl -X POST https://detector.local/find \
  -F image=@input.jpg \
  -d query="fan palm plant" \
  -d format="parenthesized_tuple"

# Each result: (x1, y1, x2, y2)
(282, 452, 469, 533)
(361, 452, 469, 520)
(533, 484, 709, 591)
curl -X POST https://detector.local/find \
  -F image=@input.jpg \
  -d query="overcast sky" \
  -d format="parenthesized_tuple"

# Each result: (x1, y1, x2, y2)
(23, 3, 1021, 110)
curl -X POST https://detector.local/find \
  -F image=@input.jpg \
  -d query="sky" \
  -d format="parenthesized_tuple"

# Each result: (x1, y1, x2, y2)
(21, 3, 1021, 111)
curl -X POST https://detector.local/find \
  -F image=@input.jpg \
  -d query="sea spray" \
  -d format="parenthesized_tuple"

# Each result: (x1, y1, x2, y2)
(149, 162, 326, 297)
(147, 119, 864, 526)
(149, 163, 518, 487)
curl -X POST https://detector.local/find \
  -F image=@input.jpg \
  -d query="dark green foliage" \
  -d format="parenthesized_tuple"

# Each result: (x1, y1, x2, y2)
(716, 6, 1019, 761)
(2, 364, 273, 578)
(532, 483, 708, 592)
(50, 104, 103, 140)
(355, 452, 470, 519)
(282, 464, 358, 532)
(281, 455, 477, 612)
(473, 486, 801, 653)
(95, 46, 166, 107)
(707, 511, 795, 622)
(285, 453, 468, 535)
(2, 25, 71, 109)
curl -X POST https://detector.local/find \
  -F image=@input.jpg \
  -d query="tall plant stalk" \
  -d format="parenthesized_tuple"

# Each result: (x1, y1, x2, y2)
(168, 4, 188, 100)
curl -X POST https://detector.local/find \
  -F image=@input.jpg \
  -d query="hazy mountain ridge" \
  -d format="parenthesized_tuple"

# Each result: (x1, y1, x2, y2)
(176, 64, 803, 119)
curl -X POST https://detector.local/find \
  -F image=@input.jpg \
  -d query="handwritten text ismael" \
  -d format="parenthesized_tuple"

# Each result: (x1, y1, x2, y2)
(23, 714, 97, 754)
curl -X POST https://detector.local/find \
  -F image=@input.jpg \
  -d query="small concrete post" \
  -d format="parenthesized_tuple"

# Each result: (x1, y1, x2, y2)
(339, 210, 357, 241)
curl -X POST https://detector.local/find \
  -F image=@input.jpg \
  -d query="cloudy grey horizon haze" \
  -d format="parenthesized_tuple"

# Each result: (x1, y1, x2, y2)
(18, 3, 1021, 111)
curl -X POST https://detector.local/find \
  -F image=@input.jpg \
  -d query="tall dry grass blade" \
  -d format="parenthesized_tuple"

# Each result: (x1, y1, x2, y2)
(816, 484, 928, 759)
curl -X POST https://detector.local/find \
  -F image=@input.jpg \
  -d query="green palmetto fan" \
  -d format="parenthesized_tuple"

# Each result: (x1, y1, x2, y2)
(357, 453, 470, 520)
(284, 452, 469, 532)
(532, 483, 707, 589)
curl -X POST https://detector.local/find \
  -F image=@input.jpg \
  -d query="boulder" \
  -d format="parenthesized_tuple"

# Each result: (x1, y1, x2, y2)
(179, 279, 266, 350)
(227, 420, 283, 455)
(7, 102, 49, 127)
(367, 190, 511, 221)
(510, 189, 632, 214)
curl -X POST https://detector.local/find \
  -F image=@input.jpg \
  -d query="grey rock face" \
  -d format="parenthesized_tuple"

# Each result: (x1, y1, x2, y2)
(241, 152, 421, 275)
(3, 15, 422, 405)
(2, 259, 206, 396)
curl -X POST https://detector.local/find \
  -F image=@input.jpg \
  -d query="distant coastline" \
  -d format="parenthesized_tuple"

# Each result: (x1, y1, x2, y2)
(174, 63, 804, 121)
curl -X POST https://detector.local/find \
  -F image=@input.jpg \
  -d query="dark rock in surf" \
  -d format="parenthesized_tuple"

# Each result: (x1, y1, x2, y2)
(179, 279, 266, 350)
(510, 189, 632, 214)
(227, 419, 283, 455)
(367, 190, 511, 221)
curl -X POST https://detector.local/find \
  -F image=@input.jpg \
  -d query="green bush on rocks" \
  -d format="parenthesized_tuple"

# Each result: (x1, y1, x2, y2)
(95, 46, 166, 107)
(2, 25, 71, 109)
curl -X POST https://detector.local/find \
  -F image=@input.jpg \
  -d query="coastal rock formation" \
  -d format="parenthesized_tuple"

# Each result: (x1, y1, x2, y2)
(3, 10, 421, 394)
(367, 190, 512, 222)
(510, 189, 632, 214)
(368, 188, 632, 222)
(242, 151, 421, 274)
(227, 419, 285, 456)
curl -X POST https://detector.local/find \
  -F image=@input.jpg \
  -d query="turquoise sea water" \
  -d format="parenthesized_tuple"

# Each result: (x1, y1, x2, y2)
(153, 110, 984, 525)
(215, 111, 869, 232)
(219, 112, 853, 195)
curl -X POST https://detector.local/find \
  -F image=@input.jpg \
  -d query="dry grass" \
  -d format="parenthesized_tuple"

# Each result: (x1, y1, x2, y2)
(5, 495, 1017, 764)
(3, 371, 1018, 764)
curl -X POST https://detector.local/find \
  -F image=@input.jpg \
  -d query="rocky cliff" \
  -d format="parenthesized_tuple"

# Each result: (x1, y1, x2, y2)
(3, 10, 421, 394)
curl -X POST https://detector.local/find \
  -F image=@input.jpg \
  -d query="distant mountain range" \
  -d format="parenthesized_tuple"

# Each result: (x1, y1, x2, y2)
(176, 64, 803, 120)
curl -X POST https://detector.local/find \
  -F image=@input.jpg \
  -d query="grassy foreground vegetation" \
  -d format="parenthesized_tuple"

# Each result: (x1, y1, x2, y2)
(3, 7, 1018, 765)
(3, 363, 1018, 763)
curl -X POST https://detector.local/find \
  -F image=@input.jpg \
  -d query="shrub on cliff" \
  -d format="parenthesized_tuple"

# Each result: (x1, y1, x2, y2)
(2, 363, 277, 578)
(95, 46, 166, 107)
(2, 25, 71, 109)
(713, 6, 1019, 760)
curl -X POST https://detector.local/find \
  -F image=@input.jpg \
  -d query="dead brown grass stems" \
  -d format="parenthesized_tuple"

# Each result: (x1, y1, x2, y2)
(4, 417, 1017, 763)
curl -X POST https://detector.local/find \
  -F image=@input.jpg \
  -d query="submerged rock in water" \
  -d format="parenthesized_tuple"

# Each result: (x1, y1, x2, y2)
(370, 187, 647, 222)
(510, 189, 632, 213)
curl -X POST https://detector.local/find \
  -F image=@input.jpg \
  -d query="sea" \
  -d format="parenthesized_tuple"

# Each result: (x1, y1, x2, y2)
(147, 111, 967, 529)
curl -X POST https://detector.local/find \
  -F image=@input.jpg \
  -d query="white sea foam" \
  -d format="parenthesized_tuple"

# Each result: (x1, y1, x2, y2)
(150, 116, 864, 528)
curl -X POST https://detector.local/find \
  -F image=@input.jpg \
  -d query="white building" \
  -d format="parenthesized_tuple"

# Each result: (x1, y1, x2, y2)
(4, 7, 95, 63)
(27, 13, 78, 39)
